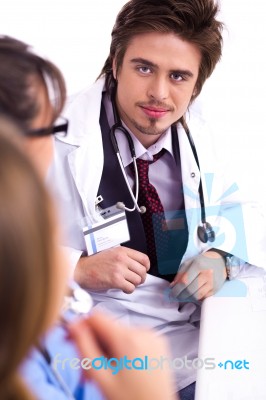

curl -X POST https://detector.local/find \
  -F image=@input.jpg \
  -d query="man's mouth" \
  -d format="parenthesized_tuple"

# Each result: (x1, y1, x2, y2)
(140, 105, 170, 119)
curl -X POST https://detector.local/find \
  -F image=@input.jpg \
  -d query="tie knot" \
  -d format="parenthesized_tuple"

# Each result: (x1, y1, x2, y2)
(129, 148, 166, 177)
(136, 148, 166, 168)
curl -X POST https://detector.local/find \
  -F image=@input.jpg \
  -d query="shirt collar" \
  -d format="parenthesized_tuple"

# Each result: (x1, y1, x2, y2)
(117, 124, 174, 167)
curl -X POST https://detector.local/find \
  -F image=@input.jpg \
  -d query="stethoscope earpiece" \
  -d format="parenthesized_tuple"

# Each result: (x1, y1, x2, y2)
(116, 201, 126, 210)
(116, 201, 146, 214)
(197, 222, 215, 244)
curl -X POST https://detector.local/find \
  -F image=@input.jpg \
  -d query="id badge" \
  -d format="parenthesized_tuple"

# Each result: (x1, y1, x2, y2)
(83, 206, 130, 255)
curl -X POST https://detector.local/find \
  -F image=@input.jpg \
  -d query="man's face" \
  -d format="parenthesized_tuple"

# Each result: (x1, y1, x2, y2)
(114, 32, 201, 148)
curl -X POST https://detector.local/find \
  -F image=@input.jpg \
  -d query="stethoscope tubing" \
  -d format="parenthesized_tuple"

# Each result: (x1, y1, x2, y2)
(184, 128, 207, 224)
(109, 87, 215, 243)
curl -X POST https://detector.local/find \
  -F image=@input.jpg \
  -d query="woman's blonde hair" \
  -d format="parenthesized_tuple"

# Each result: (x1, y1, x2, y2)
(0, 118, 56, 399)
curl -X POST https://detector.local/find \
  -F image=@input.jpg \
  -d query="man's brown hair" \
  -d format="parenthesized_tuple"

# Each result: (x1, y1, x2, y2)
(99, 0, 223, 101)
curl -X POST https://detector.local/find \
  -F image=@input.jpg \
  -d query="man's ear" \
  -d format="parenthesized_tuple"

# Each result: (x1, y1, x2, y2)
(192, 86, 198, 97)
(190, 87, 198, 104)
(112, 59, 117, 80)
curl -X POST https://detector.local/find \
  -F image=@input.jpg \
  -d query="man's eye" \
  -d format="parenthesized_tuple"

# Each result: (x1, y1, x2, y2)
(138, 66, 151, 74)
(171, 73, 184, 81)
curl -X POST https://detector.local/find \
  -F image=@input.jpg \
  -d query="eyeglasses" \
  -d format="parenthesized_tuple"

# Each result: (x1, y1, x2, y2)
(27, 116, 68, 137)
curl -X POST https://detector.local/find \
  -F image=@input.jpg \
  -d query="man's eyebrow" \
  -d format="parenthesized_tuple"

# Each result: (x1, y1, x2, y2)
(130, 58, 158, 68)
(169, 69, 194, 78)
(130, 57, 194, 77)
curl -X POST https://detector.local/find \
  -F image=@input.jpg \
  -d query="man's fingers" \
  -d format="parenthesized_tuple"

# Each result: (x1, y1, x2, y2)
(181, 276, 210, 300)
(122, 280, 138, 294)
(169, 259, 193, 287)
(170, 265, 199, 296)
(171, 268, 217, 300)
(197, 285, 214, 300)
(126, 247, 150, 271)
(127, 260, 148, 284)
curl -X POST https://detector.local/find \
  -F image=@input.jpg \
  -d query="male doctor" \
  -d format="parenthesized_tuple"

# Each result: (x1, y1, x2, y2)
(49, 0, 266, 398)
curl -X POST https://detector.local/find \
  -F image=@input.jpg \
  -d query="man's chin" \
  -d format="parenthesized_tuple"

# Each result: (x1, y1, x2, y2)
(135, 123, 168, 137)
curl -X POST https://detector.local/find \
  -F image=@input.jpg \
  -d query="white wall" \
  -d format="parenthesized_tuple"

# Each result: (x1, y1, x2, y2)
(0, 0, 126, 94)
(1, 0, 266, 208)
(200, 0, 266, 209)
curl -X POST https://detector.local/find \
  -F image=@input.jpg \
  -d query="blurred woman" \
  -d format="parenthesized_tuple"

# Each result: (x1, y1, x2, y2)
(0, 35, 104, 400)
(0, 36, 175, 400)
(0, 118, 68, 399)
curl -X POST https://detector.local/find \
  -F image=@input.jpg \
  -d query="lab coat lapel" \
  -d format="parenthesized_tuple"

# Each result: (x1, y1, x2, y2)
(64, 79, 106, 222)
(177, 119, 204, 258)
(178, 122, 200, 209)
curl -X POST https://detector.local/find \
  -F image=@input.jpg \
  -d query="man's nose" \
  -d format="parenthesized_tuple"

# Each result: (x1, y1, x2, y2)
(147, 76, 169, 101)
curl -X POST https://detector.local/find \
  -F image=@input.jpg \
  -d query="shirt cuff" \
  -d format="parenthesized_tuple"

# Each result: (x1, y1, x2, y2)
(62, 246, 83, 278)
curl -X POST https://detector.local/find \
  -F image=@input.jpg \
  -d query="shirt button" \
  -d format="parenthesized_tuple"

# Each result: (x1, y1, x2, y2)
(191, 172, 196, 178)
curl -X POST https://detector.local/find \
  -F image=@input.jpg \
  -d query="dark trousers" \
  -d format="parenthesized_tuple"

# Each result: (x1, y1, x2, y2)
(178, 382, 195, 400)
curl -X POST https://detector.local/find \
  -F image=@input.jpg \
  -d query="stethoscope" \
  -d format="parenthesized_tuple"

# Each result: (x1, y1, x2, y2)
(110, 89, 215, 244)
(38, 282, 93, 400)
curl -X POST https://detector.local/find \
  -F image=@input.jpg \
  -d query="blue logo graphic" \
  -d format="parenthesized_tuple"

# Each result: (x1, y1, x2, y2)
(160, 173, 248, 301)
(217, 359, 250, 370)
(183, 173, 248, 259)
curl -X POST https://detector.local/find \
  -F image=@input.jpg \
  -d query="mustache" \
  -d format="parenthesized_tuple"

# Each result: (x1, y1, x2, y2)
(136, 101, 174, 112)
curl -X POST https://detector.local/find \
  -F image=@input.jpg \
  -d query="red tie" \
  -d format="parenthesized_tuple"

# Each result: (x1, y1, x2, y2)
(131, 149, 167, 274)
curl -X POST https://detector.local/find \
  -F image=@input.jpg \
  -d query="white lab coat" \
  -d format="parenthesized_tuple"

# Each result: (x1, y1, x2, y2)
(48, 76, 266, 392)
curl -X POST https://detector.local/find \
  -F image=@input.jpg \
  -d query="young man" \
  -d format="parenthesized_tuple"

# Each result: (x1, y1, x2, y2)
(49, 0, 266, 398)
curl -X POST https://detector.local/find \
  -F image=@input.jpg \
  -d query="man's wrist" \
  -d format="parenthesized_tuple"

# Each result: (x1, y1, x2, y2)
(207, 249, 244, 280)
(225, 255, 243, 280)
(207, 248, 227, 258)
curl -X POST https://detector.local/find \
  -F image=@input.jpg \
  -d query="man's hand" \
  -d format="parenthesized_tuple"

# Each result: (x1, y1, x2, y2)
(74, 247, 150, 294)
(170, 250, 227, 301)
(69, 313, 176, 400)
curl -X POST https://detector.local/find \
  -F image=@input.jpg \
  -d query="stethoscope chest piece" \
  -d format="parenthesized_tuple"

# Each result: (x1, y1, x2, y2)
(63, 286, 93, 316)
(197, 222, 215, 244)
